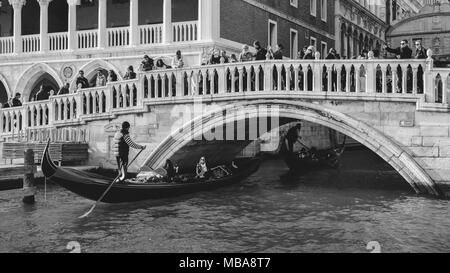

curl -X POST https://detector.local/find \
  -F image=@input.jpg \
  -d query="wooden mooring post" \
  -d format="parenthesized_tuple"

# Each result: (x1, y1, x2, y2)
(22, 149, 36, 205)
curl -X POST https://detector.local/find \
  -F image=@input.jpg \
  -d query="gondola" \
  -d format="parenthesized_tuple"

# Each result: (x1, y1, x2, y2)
(41, 142, 261, 203)
(281, 137, 346, 173)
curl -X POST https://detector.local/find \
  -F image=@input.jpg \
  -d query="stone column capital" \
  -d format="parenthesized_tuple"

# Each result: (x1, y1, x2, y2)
(37, 0, 52, 6)
(8, 0, 26, 9)
(67, 0, 80, 6)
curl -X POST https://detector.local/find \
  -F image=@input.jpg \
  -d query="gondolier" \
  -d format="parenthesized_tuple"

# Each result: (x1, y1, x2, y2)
(285, 123, 302, 153)
(113, 121, 146, 179)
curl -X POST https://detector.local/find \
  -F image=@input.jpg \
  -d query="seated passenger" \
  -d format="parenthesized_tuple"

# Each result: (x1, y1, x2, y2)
(164, 159, 176, 181)
(196, 156, 209, 179)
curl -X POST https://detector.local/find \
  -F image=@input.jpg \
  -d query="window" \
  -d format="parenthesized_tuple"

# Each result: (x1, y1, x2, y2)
(268, 20, 277, 49)
(321, 0, 327, 22)
(310, 0, 316, 16)
(290, 29, 298, 59)
(290, 0, 298, 8)
(310, 37, 317, 48)
(321, 41, 328, 58)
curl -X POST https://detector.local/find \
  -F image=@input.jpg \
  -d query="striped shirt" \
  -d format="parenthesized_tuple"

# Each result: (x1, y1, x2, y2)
(113, 131, 143, 157)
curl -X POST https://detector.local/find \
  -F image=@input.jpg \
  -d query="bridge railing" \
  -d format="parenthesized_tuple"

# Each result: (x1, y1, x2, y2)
(138, 59, 431, 99)
(1, 58, 449, 139)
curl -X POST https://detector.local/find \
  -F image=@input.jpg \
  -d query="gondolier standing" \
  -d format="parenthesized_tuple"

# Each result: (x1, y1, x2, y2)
(285, 123, 302, 153)
(113, 122, 146, 179)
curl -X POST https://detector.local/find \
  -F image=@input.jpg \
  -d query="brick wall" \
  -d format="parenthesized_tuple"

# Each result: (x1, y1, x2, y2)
(220, 0, 335, 58)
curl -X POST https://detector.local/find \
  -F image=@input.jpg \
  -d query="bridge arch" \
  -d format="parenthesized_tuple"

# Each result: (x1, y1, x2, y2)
(72, 59, 123, 89)
(15, 63, 63, 102)
(144, 99, 440, 196)
(0, 74, 12, 104)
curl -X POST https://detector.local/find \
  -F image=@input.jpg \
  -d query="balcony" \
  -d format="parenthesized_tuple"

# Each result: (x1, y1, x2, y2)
(0, 21, 199, 56)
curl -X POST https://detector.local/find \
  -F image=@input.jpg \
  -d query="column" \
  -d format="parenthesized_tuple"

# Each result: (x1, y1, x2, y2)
(162, 0, 172, 44)
(67, 0, 79, 51)
(130, 0, 139, 46)
(10, 0, 26, 54)
(38, 0, 52, 52)
(98, 0, 107, 48)
(198, 0, 219, 41)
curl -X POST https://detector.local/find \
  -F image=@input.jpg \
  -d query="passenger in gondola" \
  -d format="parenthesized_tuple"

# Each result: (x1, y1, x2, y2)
(113, 121, 146, 180)
(195, 156, 209, 179)
(164, 159, 176, 182)
(285, 123, 302, 153)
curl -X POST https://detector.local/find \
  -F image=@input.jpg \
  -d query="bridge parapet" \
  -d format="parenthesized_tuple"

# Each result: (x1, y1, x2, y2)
(0, 58, 449, 139)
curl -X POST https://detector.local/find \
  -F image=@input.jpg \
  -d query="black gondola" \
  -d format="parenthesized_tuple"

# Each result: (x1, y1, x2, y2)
(281, 137, 346, 173)
(41, 142, 261, 203)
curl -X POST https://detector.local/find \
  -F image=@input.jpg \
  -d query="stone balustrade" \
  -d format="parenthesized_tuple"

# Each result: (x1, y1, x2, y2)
(0, 58, 449, 139)
(0, 21, 198, 56)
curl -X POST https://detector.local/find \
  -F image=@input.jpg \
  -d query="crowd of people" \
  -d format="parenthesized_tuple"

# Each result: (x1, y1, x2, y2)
(0, 39, 430, 109)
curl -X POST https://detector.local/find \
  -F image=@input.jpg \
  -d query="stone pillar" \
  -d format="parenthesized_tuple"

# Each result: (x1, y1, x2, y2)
(9, 0, 26, 54)
(198, 0, 219, 41)
(98, 0, 107, 48)
(67, 0, 79, 51)
(162, 0, 172, 44)
(38, 0, 52, 52)
(130, 0, 139, 46)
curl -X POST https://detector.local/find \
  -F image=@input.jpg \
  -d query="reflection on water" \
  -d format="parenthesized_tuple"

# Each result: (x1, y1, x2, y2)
(0, 155, 449, 253)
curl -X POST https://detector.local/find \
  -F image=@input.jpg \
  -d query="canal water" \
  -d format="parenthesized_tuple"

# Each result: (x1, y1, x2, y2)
(0, 150, 449, 253)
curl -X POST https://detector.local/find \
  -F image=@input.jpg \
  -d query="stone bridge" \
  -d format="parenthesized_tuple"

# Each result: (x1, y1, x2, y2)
(1, 57, 450, 197)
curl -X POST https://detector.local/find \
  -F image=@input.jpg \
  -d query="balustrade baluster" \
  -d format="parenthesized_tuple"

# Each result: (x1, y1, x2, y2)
(238, 68, 244, 93)
(345, 66, 351, 92)
(327, 66, 333, 92)
(336, 68, 342, 92)
(285, 66, 291, 91)
(412, 67, 418, 95)
(392, 67, 397, 93)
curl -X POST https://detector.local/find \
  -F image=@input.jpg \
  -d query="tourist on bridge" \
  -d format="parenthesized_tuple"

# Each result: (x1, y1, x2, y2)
(383, 40, 412, 59)
(155, 58, 171, 69)
(172, 50, 184, 69)
(414, 40, 427, 59)
(96, 70, 107, 87)
(35, 85, 49, 101)
(253, 41, 268, 61)
(267, 44, 284, 60)
(220, 50, 229, 64)
(57, 83, 70, 95)
(326, 48, 340, 60)
(76, 70, 90, 89)
(285, 123, 302, 153)
(303, 46, 315, 60)
(140, 55, 154, 72)
(239, 44, 253, 62)
(414, 41, 427, 93)
(326, 48, 340, 92)
(113, 121, 146, 179)
(230, 54, 239, 63)
(298, 46, 308, 59)
(209, 49, 221, 65)
(12, 93, 22, 107)
(108, 70, 118, 82)
(124, 66, 136, 80)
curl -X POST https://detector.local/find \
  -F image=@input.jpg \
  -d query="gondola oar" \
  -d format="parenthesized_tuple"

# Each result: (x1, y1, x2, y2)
(79, 148, 145, 219)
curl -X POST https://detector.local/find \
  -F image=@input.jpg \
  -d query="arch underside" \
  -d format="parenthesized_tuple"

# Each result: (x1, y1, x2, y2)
(144, 100, 440, 196)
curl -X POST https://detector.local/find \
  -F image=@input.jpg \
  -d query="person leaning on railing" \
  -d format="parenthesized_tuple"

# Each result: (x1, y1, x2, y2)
(139, 55, 154, 72)
(124, 66, 136, 80)
(76, 70, 90, 89)
(172, 50, 184, 69)
(57, 83, 70, 96)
